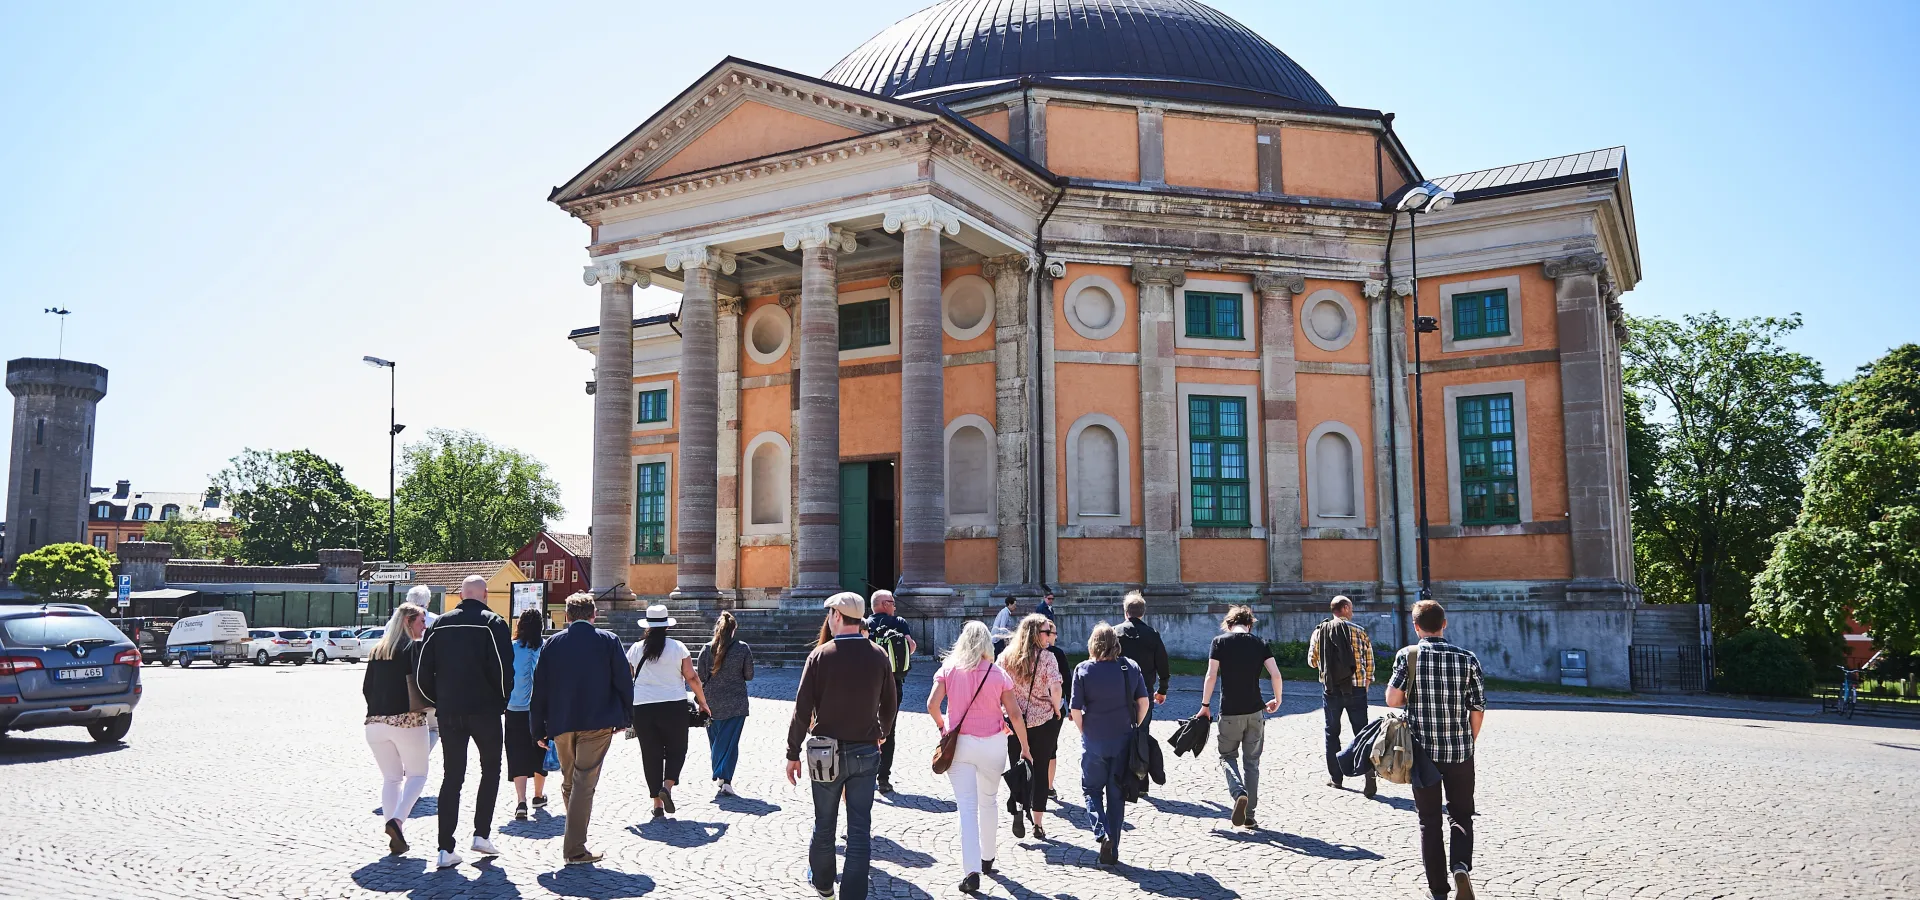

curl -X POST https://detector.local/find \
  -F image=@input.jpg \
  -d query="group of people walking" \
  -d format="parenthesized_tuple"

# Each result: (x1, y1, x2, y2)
(360, 575, 1488, 900)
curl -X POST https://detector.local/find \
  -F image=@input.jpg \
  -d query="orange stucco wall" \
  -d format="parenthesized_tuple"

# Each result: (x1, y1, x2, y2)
(1294, 280, 1371, 365)
(943, 360, 995, 424)
(1379, 145, 1409, 199)
(1053, 362, 1143, 522)
(740, 385, 792, 442)
(1180, 538, 1265, 583)
(1302, 538, 1380, 582)
(946, 539, 997, 586)
(840, 371, 902, 458)
(1419, 265, 1560, 357)
(1163, 115, 1257, 192)
(968, 109, 1011, 143)
(1059, 538, 1144, 585)
(1047, 104, 1140, 182)
(1280, 126, 1377, 201)
(650, 101, 860, 181)
(1430, 534, 1571, 581)
(740, 545, 791, 588)
(1295, 372, 1376, 527)
(1054, 263, 1138, 353)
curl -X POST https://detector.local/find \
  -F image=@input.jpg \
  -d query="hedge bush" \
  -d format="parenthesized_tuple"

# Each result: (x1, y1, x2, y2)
(1269, 640, 1309, 668)
(1716, 628, 1814, 696)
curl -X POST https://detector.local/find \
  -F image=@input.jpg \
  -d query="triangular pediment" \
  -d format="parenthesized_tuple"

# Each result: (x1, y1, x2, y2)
(551, 59, 933, 204)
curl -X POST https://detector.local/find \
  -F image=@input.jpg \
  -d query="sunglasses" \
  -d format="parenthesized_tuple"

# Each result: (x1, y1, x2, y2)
(1040, 629, 1056, 635)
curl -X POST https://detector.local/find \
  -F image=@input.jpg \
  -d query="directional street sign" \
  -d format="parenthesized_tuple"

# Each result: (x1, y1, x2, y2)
(368, 570, 413, 583)
(116, 575, 131, 609)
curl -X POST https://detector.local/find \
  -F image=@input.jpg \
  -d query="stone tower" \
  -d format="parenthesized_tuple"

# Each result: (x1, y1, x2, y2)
(4, 358, 109, 573)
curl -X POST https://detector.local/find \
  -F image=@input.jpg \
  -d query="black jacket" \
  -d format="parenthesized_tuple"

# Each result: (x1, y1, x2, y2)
(415, 599, 513, 716)
(362, 638, 417, 717)
(1123, 724, 1166, 803)
(1168, 714, 1212, 758)
(1117, 618, 1171, 696)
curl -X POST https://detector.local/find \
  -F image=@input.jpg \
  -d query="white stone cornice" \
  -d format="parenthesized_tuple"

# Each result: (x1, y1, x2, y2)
(583, 259, 650, 287)
(882, 199, 962, 235)
(663, 243, 737, 275)
(781, 222, 858, 252)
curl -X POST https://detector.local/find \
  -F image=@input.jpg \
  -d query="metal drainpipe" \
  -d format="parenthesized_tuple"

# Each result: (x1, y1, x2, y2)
(1382, 212, 1408, 650)
(1029, 183, 1065, 591)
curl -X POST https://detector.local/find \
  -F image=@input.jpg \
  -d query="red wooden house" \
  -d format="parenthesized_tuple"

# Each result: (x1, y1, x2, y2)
(510, 529, 591, 604)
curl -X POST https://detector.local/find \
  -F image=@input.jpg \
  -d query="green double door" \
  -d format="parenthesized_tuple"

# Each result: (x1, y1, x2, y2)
(837, 460, 896, 597)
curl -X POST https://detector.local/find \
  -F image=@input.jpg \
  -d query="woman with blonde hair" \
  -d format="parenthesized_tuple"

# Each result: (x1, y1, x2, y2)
(997, 614, 1062, 840)
(928, 620, 1032, 894)
(1069, 621, 1149, 867)
(361, 602, 430, 855)
(695, 610, 754, 796)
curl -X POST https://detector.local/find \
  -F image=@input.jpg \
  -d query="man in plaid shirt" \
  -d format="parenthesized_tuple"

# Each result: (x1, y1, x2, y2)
(1387, 600, 1486, 900)
(1307, 595, 1376, 796)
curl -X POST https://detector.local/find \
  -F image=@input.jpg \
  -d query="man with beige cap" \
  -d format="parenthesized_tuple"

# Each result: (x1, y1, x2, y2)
(786, 592, 898, 900)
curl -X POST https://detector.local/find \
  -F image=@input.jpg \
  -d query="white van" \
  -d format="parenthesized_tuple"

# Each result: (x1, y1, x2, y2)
(166, 611, 251, 667)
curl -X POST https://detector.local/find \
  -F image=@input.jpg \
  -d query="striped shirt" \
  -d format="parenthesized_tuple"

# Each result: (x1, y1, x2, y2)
(1387, 637, 1486, 764)
(1307, 617, 1376, 689)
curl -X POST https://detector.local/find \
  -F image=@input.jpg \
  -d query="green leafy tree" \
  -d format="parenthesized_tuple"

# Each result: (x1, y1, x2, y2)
(396, 429, 563, 563)
(211, 448, 385, 565)
(1753, 345, 1920, 657)
(12, 542, 116, 612)
(1623, 313, 1828, 636)
(142, 517, 241, 561)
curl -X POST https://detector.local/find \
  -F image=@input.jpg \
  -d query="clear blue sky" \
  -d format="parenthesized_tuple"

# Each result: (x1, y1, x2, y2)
(3, 1, 1915, 532)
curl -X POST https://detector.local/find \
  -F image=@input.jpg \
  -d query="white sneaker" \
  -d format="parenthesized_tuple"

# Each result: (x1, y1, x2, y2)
(470, 836, 499, 856)
(436, 850, 463, 869)
(718, 782, 737, 797)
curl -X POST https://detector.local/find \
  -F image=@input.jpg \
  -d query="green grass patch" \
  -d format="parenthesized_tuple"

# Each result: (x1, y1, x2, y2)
(1483, 677, 1634, 698)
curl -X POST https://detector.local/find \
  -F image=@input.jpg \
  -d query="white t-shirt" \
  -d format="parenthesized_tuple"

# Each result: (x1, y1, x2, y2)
(626, 637, 690, 706)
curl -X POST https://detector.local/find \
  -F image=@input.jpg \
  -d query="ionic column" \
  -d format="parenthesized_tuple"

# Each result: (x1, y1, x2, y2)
(1255, 272, 1307, 595)
(885, 201, 961, 604)
(784, 222, 857, 602)
(1545, 252, 1627, 593)
(664, 243, 735, 603)
(583, 259, 648, 601)
(1132, 260, 1187, 597)
(984, 253, 1037, 595)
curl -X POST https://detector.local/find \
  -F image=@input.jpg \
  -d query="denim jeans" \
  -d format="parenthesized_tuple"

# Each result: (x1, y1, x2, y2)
(809, 741, 880, 900)
(1323, 687, 1369, 780)
(1080, 734, 1130, 847)
(707, 715, 747, 782)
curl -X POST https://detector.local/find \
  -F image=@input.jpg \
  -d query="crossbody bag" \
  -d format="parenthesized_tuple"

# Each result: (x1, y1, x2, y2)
(931, 662, 990, 774)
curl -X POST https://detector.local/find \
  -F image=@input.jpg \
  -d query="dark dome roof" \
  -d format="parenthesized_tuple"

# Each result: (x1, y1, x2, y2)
(825, 0, 1335, 107)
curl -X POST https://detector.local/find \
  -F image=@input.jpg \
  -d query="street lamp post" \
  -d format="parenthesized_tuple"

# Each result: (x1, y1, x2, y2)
(1395, 182, 1457, 603)
(362, 356, 404, 562)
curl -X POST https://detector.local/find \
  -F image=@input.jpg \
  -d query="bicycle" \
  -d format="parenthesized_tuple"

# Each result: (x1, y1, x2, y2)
(1828, 652, 1883, 719)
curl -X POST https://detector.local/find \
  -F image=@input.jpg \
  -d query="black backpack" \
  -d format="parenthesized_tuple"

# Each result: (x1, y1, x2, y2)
(873, 626, 911, 675)
(1318, 619, 1356, 687)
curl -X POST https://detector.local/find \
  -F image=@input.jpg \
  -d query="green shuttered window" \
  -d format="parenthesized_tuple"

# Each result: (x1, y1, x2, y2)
(1184, 290, 1243, 340)
(1457, 393, 1520, 524)
(637, 389, 669, 423)
(1188, 395, 1251, 526)
(1452, 288, 1510, 340)
(839, 299, 890, 350)
(636, 462, 667, 557)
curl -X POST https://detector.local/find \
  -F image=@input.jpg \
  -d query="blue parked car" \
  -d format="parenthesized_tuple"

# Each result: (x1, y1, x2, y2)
(0, 603, 143, 743)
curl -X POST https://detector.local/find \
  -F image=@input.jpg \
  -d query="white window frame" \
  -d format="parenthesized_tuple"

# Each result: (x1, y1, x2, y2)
(1063, 273, 1127, 341)
(1304, 420, 1366, 527)
(1174, 277, 1256, 351)
(1299, 288, 1360, 352)
(943, 414, 997, 528)
(1437, 274, 1525, 352)
(941, 274, 996, 341)
(1175, 382, 1266, 536)
(634, 379, 674, 433)
(741, 431, 792, 536)
(1441, 379, 1534, 525)
(743, 303, 793, 364)
(838, 284, 900, 361)
(1064, 412, 1132, 528)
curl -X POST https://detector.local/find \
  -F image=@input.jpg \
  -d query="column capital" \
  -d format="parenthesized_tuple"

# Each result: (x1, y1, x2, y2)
(582, 259, 650, 287)
(1543, 252, 1606, 281)
(1253, 272, 1306, 297)
(664, 243, 737, 275)
(979, 253, 1033, 280)
(1363, 278, 1387, 299)
(717, 296, 745, 318)
(882, 199, 962, 235)
(1391, 277, 1414, 298)
(781, 222, 858, 252)
(1130, 261, 1186, 287)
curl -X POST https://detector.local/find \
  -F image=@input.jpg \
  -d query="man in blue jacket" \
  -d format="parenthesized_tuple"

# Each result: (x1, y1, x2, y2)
(530, 592, 634, 865)
(415, 575, 514, 868)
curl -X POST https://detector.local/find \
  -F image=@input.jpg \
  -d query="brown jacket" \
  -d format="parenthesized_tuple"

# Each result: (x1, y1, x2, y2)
(786, 634, 898, 760)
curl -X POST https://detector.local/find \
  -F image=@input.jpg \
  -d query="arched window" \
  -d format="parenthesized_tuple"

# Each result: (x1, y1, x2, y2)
(1306, 421, 1365, 527)
(1065, 413, 1132, 529)
(132, 503, 153, 521)
(160, 504, 180, 521)
(742, 432, 791, 536)
(943, 415, 996, 528)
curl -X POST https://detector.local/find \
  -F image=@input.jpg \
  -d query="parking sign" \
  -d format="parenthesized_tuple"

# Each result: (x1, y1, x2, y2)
(357, 581, 371, 615)
(116, 575, 131, 609)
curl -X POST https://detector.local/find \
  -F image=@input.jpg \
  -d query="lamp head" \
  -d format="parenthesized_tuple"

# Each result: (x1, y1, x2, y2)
(362, 355, 394, 368)
(1397, 181, 1458, 214)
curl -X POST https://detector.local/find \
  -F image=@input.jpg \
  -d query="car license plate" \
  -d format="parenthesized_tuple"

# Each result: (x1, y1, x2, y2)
(56, 667, 104, 681)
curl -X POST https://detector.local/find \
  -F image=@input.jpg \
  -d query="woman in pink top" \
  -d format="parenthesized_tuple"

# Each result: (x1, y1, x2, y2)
(997, 614, 1063, 840)
(928, 620, 1032, 894)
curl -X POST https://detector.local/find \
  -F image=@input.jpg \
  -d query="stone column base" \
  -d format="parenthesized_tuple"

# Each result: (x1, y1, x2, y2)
(1139, 584, 1190, 600)
(991, 583, 1045, 599)
(1263, 582, 1313, 598)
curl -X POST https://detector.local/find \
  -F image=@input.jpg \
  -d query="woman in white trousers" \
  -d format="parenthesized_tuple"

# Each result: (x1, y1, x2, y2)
(361, 602, 431, 855)
(928, 620, 1031, 894)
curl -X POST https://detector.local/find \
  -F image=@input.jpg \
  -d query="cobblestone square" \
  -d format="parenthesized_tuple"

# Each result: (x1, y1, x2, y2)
(2, 662, 1915, 899)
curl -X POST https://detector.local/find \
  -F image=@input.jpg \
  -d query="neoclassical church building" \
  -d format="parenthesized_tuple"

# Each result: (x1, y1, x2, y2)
(555, 0, 1643, 686)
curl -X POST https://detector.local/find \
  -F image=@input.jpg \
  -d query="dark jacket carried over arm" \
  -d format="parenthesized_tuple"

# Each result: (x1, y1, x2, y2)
(414, 599, 514, 717)
(1118, 618, 1171, 696)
